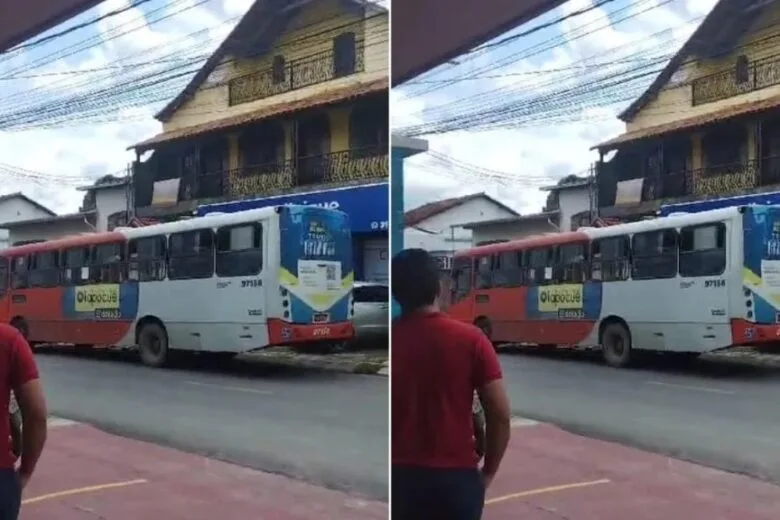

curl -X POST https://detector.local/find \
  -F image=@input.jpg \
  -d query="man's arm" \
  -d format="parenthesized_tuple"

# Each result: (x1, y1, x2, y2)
(473, 333, 511, 486)
(9, 329, 47, 487)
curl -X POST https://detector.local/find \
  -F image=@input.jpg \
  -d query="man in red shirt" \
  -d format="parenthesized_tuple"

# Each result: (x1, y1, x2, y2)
(0, 324, 47, 519)
(392, 249, 511, 520)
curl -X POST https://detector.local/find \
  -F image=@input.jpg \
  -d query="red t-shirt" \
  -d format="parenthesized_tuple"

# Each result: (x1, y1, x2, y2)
(0, 325, 38, 468)
(392, 312, 503, 468)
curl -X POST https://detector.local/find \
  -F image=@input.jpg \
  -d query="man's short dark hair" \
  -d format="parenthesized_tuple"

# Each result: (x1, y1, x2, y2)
(392, 248, 441, 312)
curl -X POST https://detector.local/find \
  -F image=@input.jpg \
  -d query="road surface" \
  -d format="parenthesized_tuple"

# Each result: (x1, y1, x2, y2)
(500, 349, 780, 484)
(35, 352, 388, 500)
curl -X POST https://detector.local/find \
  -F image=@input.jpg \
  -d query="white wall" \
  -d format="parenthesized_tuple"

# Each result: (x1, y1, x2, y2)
(471, 219, 557, 246)
(94, 186, 129, 232)
(8, 219, 92, 246)
(404, 197, 517, 253)
(557, 187, 591, 232)
(0, 198, 53, 226)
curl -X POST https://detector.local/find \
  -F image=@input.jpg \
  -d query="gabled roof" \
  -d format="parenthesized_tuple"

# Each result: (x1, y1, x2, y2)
(155, 0, 387, 123)
(619, 0, 765, 122)
(0, 192, 55, 216)
(404, 193, 519, 227)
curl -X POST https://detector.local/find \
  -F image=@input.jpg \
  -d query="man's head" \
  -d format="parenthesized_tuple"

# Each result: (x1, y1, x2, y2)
(391, 248, 441, 313)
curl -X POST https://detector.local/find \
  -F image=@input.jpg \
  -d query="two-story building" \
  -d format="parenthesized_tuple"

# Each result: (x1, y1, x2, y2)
(593, 0, 780, 220)
(129, 0, 389, 281)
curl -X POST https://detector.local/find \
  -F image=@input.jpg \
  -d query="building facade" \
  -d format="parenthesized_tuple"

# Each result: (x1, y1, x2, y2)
(130, 0, 389, 279)
(594, 0, 780, 220)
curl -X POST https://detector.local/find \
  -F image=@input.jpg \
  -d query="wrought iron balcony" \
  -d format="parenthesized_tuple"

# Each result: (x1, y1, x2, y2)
(134, 147, 388, 208)
(228, 45, 366, 106)
(692, 55, 780, 106)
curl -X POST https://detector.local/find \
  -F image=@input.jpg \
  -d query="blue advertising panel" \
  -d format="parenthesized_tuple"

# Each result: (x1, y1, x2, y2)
(659, 191, 780, 216)
(197, 183, 388, 234)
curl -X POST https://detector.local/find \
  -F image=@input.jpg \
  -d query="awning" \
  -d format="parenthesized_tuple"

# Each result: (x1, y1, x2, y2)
(593, 94, 780, 151)
(130, 78, 388, 152)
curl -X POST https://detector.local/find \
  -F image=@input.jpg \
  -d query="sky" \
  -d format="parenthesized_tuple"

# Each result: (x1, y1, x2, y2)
(392, 0, 718, 214)
(0, 0, 254, 214)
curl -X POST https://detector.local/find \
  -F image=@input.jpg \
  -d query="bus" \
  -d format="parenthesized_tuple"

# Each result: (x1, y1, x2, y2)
(0, 205, 354, 367)
(448, 205, 780, 368)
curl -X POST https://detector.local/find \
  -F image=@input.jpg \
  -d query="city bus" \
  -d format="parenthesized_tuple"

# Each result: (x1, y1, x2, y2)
(0, 205, 354, 367)
(448, 205, 780, 368)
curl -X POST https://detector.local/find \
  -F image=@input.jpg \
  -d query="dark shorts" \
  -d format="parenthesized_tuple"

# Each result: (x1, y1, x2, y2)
(392, 465, 484, 520)
(0, 469, 20, 520)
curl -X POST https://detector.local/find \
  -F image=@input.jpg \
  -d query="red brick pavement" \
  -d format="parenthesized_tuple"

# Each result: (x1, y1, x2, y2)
(485, 422, 780, 520)
(21, 422, 386, 520)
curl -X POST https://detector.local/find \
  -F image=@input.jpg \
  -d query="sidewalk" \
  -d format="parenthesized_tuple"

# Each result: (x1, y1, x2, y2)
(22, 420, 386, 519)
(486, 419, 779, 520)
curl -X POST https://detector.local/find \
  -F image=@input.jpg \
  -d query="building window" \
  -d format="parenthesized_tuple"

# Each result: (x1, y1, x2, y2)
(333, 32, 357, 77)
(272, 55, 286, 84)
(349, 101, 388, 155)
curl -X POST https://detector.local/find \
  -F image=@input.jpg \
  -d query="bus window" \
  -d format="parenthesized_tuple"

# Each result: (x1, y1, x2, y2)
(632, 229, 678, 280)
(494, 251, 523, 287)
(679, 223, 726, 277)
(11, 256, 28, 289)
(0, 257, 8, 298)
(91, 243, 124, 284)
(556, 243, 586, 283)
(527, 248, 552, 285)
(29, 251, 59, 288)
(591, 236, 630, 282)
(215, 223, 263, 278)
(63, 247, 89, 285)
(451, 257, 472, 303)
(475, 256, 492, 289)
(128, 236, 166, 282)
(169, 229, 214, 280)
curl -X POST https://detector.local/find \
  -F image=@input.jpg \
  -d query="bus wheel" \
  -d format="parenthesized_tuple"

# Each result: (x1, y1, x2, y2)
(138, 322, 170, 368)
(474, 318, 497, 351)
(10, 318, 28, 340)
(601, 321, 632, 368)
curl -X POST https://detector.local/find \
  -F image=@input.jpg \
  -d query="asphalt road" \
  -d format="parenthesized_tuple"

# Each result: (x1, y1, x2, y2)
(499, 349, 780, 484)
(35, 352, 389, 500)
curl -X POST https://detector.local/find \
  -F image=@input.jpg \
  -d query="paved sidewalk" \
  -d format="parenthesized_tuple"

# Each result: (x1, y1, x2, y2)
(21, 420, 386, 519)
(486, 419, 779, 519)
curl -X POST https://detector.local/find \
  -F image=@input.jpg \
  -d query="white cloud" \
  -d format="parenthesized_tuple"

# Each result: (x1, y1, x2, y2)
(394, 0, 706, 214)
(0, 0, 245, 215)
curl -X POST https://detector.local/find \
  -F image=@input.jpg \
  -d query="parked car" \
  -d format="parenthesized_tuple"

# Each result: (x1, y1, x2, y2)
(352, 281, 389, 345)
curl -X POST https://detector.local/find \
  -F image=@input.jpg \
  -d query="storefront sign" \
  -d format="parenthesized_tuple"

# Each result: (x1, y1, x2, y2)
(196, 183, 389, 234)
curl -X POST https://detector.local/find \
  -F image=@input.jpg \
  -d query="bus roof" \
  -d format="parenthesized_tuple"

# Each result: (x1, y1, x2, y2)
(454, 205, 750, 258)
(1, 231, 124, 256)
(455, 230, 588, 257)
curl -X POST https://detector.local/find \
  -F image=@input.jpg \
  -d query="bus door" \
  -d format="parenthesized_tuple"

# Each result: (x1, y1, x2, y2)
(448, 257, 474, 322)
(0, 257, 9, 323)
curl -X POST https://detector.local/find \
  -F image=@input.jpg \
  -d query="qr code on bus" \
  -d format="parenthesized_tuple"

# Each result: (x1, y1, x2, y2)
(325, 265, 336, 281)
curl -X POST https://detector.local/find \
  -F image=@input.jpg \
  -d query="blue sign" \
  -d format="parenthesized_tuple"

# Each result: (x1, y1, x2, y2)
(196, 183, 388, 234)
(659, 191, 780, 216)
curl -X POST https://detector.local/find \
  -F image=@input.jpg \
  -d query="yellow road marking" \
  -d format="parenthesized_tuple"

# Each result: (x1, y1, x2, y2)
(485, 478, 611, 505)
(23, 478, 148, 505)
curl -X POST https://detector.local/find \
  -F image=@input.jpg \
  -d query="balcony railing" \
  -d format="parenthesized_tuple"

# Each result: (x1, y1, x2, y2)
(228, 45, 366, 106)
(135, 147, 388, 208)
(635, 158, 780, 204)
(692, 55, 780, 106)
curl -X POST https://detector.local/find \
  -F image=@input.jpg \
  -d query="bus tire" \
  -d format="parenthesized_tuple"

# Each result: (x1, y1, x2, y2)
(10, 318, 28, 341)
(474, 318, 497, 351)
(601, 321, 632, 368)
(138, 322, 170, 368)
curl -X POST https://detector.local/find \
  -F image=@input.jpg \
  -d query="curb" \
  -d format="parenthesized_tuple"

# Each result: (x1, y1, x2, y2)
(240, 349, 389, 376)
